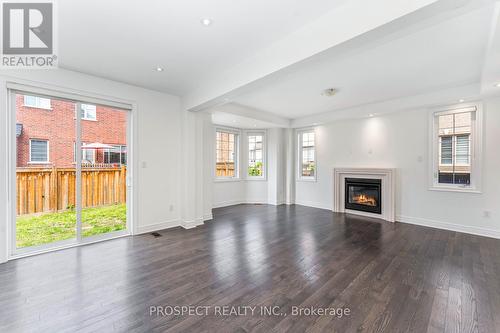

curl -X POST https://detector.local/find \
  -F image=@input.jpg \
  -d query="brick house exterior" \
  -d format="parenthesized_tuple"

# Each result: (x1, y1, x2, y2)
(16, 95, 127, 168)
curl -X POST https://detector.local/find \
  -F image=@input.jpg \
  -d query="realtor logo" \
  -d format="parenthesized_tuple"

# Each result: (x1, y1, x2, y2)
(1, 1, 57, 68)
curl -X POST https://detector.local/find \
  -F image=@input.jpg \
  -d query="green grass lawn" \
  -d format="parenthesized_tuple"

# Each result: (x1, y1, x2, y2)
(16, 204, 126, 248)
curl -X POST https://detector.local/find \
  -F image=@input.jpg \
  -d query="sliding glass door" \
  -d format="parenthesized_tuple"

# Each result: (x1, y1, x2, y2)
(15, 93, 78, 250)
(80, 104, 128, 239)
(13, 91, 130, 255)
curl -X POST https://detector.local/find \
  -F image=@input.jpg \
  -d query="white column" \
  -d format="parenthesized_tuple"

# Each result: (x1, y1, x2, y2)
(267, 128, 286, 205)
(181, 110, 206, 228)
(285, 128, 295, 205)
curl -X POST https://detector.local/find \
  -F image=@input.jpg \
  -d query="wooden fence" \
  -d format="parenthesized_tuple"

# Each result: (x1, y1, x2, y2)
(216, 162, 235, 177)
(16, 166, 126, 216)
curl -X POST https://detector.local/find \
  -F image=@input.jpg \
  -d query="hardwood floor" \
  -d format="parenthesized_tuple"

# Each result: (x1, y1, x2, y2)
(1, 204, 499, 332)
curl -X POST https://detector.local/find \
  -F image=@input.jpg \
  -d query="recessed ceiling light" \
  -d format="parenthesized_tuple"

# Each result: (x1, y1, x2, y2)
(369, 113, 375, 117)
(155, 66, 164, 72)
(495, 83, 500, 88)
(201, 18, 213, 26)
(458, 99, 465, 103)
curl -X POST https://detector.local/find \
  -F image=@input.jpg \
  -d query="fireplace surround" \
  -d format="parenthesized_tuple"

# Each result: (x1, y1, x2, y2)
(333, 168, 396, 222)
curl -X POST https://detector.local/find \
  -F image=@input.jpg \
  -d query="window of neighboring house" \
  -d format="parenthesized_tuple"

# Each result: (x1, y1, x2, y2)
(104, 145, 127, 166)
(29, 139, 49, 163)
(433, 106, 482, 190)
(216, 129, 238, 179)
(298, 130, 316, 180)
(81, 104, 97, 121)
(24, 95, 51, 109)
(247, 133, 265, 178)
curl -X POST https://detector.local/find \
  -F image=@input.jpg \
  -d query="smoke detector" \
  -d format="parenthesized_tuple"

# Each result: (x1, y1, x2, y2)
(322, 88, 337, 97)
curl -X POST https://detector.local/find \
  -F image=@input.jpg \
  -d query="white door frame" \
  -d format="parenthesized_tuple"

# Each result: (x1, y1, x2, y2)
(7, 84, 135, 259)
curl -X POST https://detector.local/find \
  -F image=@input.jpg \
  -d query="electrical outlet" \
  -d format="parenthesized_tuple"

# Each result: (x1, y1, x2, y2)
(483, 211, 491, 218)
(169, 204, 174, 212)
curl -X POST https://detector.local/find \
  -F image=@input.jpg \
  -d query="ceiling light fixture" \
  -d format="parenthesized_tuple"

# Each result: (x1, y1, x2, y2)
(369, 113, 374, 117)
(322, 88, 337, 97)
(458, 99, 465, 103)
(155, 66, 164, 72)
(495, 83, 500, 88)
(201, 18, 213, 26)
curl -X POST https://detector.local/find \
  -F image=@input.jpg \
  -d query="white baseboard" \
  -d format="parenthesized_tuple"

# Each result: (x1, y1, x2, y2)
(182, 217, 204, 229)
(397, 215, 500, 240)
(212, 200, 267, 208)
(136, 218, 180, 235)
(204, 213, 213, 221)
(212, 200, 244, 208)
(295, 200, 332, 211)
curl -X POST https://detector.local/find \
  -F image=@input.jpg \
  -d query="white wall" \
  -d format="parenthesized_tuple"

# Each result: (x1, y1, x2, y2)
(0, 69, 182, 263)
(296, 98, 500, 238)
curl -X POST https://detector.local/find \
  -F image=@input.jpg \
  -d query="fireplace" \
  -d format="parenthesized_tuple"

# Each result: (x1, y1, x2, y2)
(345, 178, 382, 214)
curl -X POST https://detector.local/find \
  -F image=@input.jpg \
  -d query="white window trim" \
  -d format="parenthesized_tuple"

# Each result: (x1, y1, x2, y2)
(214, 127, 240, 181)
(23, 95, 52, 110)
(28, 139, 50, 164)
(428, 103, 483, 193)
(297, 128, 317, 182)
(245, 130, 267, 180)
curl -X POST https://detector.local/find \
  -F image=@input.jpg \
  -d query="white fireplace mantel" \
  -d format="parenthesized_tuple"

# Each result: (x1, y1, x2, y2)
(333, 168, 396, 222)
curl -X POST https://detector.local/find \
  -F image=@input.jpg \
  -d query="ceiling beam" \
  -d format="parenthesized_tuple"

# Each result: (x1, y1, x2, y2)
(207, 103, 291, 128)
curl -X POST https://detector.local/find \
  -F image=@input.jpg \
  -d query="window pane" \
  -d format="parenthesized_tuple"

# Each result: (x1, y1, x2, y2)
(456, 135, 470, 164)
(248, 134, 263, 176)
(30, 140, 48, 162)
(300, 132, 315, 177)
(24, 95, 51, 109)
(438, 114, 454, 135)
(437, 111, 473, 185)
(440, 137, 452, 165)
(216, 130, 237, 177)
(24, 95, 36, 106)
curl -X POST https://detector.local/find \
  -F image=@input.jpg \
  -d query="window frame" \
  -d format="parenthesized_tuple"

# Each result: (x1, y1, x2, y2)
(28, 139, 50, 164)
(429, 104, 483, 193)
(215, 127, 240, 181)
(245, 130, 266, 180)
(297, 128, 317, 182)
(23, 95, 51, 110)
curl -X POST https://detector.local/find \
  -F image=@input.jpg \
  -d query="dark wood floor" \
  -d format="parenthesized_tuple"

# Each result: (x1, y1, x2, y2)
(1, 204, 500, 332)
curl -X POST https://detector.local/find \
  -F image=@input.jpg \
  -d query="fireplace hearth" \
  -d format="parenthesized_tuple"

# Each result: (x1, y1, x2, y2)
(345, 178, 382, 214)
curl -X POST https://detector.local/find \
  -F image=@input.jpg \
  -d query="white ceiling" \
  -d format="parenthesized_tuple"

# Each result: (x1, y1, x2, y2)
(230, 6, 493, 119)
(58, 0, 348, 95)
